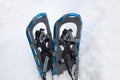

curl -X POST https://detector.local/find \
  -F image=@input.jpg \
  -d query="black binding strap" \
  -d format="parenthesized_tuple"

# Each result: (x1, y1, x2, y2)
(63, 55, 74, 80)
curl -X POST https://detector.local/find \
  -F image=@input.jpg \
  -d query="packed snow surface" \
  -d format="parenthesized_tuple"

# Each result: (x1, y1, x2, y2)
(0, 0, 120, 80)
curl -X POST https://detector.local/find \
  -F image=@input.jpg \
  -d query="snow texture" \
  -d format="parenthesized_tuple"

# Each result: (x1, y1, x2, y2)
(0, 0, 120, 80)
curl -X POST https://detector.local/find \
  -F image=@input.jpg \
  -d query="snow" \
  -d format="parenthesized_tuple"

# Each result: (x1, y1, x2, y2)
(0, 0, 120, 80)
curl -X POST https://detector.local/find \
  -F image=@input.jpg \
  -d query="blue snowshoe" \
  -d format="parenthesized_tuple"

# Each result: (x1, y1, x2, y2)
(52, 13, 82, 80)
(26, 13, 52, 80)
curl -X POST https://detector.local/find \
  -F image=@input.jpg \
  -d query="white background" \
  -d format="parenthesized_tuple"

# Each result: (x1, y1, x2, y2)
(0, 0, 120, 80)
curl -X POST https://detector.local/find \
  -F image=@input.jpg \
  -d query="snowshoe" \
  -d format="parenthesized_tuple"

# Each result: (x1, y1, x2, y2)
(52, 13, 82, 80)
(26, 13, 52, 80)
